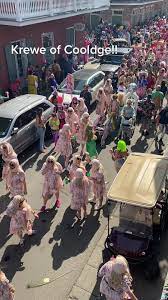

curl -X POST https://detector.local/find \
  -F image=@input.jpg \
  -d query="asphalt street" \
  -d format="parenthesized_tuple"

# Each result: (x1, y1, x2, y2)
(0, 118, 168, 300)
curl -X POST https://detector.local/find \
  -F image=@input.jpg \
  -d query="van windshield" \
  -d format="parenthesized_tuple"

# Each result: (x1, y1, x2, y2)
(0, 117, 12, 138)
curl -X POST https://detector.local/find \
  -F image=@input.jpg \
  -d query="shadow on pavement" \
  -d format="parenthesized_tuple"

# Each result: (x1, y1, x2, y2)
(0, 208, 57, 280)
(51, 206, 101, 271)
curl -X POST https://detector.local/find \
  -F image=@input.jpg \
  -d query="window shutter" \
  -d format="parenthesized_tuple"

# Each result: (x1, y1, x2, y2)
(4, 44, 17, 82)
(26, 39, 36, 66)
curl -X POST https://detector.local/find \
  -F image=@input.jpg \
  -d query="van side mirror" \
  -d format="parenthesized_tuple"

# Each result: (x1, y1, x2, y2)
(11, 127, 19, 135)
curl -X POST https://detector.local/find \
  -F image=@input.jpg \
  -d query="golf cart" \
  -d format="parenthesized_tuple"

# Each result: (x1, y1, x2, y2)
(103, 153, 168, 278)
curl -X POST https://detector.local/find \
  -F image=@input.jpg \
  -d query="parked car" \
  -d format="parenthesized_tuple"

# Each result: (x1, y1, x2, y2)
(111, 38, 130, 48)
(0, 94, 54, 171)
(57, 69, 105, 106)
(100, 47, 133, 67)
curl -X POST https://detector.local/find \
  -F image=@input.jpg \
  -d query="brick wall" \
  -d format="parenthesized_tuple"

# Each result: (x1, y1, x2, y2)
(0, 15, 86, 89)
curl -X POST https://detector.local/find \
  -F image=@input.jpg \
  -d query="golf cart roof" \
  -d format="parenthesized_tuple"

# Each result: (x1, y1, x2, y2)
(107, 153, 168, 208)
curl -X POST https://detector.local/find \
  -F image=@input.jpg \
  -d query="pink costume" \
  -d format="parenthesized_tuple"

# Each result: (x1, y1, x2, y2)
(70, 169, 91, 211)
(55, 124, 72, 158)
(69, 155, 86, 180)
(8, 159, 26, 198)
(98, 258, 132, 300)
(96, 88, 107, 116)
(0, 143, 17, 188)
(0, 272, 15, 300)
(65, 107, 79, 135)
(104, 80, 113, 108)
(76, 98, 88, 118)
(90, 160, 106, 199)
(10, 204, 32, 236)
(42, 158, 63, 198)
(76, 112, 91, 145)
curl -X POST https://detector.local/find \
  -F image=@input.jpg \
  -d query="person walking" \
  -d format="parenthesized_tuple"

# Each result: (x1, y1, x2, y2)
(155, 105, 168, 153)
(49, 111, 60, 147)
(65, 107, 79, 136)
(69, 155, 86, 181)
(8, 159, 27, 198)
(0, 143, 18, 191)
(27, 70, 38, 94)
(98, 255, 138, 300)
(55, 124, 72, 169)
(77, 112, 91, 156)
(5, 195, 38, 246)
(70, 168, 91, 220)
(76, 98, 88, 119)
(85, 124, 98, 159)
(80, 85, 92, 112)
(35, 108, 47, 153)
(0, 269, 15, 300)
(40, 156, 63, 212)
(90, 159, 106, 210)
(109, 140, 129, 173)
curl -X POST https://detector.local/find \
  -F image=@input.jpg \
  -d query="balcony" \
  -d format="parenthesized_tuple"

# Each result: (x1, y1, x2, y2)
(0, 0, 110, 26)
(111, 0, 163, 5)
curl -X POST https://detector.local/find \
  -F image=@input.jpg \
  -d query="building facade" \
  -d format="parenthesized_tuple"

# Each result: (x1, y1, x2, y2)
(89, 0, 167, 28)
(0, 0, 110, 89)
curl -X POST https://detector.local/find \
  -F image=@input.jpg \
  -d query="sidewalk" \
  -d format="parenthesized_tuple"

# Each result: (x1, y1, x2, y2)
(68, 227, 107, 300)
(68, 128, 168, 300)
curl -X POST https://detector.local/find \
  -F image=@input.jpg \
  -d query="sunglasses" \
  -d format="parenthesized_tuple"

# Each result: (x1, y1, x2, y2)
(76, 157, 82, 161)
(48, 160, 54, 163)
(10, 163, 15, 168)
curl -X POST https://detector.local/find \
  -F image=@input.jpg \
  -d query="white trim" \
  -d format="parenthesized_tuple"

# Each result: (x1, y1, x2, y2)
(0, 6, 109, 27)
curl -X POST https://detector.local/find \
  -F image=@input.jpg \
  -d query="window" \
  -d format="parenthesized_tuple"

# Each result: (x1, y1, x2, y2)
(112, 10, 123, 15)
(14, 111, 35, 129)
(11, 41, 24, 77)
(88, 77, 96, 88)
(94, 73, 104, 85)
(0, 117, 12, 138)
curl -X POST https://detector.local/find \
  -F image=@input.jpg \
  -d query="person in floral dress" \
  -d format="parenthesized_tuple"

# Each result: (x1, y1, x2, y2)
(96, 88, 107, 118)
(65, 107, 79, 135)
(7, 159, 27, 198)
(41, 156, 63, 212)
(98, 255, 138, 300)
(90, 159, 106, 210)
(69, 155, 86, 181)
(76, 98, 88, 119)
(104, 79, 113, 109)
(77, 112, 92, 156)
(5, 195, 38, 246)
(0, 270, 15, 300)
(55, 124, 72, 168)
(70, 168, 91, 220)
(0, 143, 18, 191)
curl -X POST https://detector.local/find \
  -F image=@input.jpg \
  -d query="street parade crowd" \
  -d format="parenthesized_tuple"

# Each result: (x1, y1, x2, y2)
(0, 15, 168, 300)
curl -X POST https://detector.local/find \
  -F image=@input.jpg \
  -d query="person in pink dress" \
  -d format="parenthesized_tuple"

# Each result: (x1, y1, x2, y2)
(69, 155, 86, 181)
(55, 124, 72, 169)
(76, 98, 88, 119)
(98, 255, 138, 300)
(65, 107, 79, 135)
(0, 143, 18, 191)
(5, 195, 38, 246)
(41, 155, 63, 212)
(77, 112, 92, 156)
(0, 270, 15, 300)
(104, 79, 113, 109)
(7, 159, 27, 198)
(96, 88, 107, 118)
(90, 159, 106, 210)
(70, 168, 91, 220)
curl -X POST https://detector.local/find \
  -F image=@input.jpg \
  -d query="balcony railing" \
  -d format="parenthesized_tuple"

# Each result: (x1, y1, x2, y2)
(0, 0, 110, 23)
